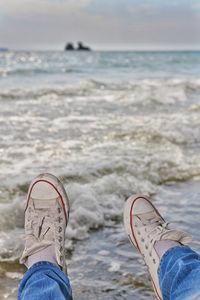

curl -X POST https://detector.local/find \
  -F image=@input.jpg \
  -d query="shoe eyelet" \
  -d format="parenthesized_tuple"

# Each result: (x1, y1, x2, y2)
(58, 236, 62, 242)
(145, 245, 148, 250)
(58, 207, 61, 214)
(60, 246, 63, 252)
(57, 217, 63, 223)
(58, 227, 62, 233)
(137, 231, 141, 235)
(153, 258, 156, 264)
(149, 252, 152, 257)
(141, 238, 144, 243)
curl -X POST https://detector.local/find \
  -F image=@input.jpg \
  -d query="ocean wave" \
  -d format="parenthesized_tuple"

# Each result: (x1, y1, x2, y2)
(0, 143, 200, 262)
(0, 67, 83, 78)
(0, 75, 200, 263)
(0, 78, 200, 102)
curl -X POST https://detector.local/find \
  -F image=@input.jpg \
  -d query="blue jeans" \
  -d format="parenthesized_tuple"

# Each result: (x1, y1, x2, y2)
(18, 261, 72, 300)
(18, 247, 200, 300)
(159, 246, 200, 300)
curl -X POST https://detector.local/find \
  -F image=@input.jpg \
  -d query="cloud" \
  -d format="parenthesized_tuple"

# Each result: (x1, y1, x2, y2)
(85, 0, 199, 20)
(0, 0, 199, 50)
(0, 0, 92, 15)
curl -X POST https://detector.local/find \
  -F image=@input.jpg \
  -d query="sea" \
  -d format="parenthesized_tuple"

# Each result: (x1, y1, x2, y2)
(0, 50, 200, 299)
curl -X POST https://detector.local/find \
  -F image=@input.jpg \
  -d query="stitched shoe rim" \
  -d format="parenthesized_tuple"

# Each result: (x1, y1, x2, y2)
(21, 173, 70, 271)
(124, 195, 163, 300)
(124, 195, 164, 251)
(25, 173, 70, 223)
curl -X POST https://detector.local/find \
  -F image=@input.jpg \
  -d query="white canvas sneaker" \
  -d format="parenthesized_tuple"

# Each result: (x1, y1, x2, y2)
(124, 195, 192, 300)
(20, 173, 70, 272)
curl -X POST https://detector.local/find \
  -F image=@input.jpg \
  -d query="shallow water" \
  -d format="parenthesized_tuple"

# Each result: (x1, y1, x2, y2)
(1, 180, 200, 300)
(0, 51, 200, 299)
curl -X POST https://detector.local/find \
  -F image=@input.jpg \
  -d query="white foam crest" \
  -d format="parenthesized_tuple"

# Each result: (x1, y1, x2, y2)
(0, 144, 200, 261)
(0, 197, 24, 231)
(118, 78, 200, 106)
(61, 145, 200, 241)
(0, 228, 24, 261)
(113, 112, 200, 145)
(0, 78, 200, 102)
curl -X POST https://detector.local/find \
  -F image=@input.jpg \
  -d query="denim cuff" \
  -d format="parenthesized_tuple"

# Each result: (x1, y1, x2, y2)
(21, 261, 63, 285)
(18, 261, 72, 300)
(28, 261, 59, 271)
(158, 245, 190, 277)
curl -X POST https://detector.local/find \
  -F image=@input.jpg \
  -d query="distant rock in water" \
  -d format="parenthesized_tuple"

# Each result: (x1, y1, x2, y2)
(65, 43, 75, 51)
(65, 42, 91, 51)
(77, 42, 91, 51)
(0, 48, 8, 52)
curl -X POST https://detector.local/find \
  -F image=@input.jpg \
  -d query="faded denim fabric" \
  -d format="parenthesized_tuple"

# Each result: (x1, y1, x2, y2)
(159, 246, 200, 300)
(18, 261, 72, 300)
(18, 247, 200, 300)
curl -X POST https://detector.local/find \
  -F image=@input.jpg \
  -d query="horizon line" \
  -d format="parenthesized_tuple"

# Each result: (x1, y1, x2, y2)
(1, 48, 200, 52)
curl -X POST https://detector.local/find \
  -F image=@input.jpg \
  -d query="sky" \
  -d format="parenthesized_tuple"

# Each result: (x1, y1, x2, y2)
(0, 0, 200, 50)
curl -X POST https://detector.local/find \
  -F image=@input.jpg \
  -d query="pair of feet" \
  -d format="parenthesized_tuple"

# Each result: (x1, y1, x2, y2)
(20, 173, 191, 300)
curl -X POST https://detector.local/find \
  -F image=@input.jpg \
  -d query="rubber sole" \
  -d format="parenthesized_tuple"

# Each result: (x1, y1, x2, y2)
(123, 195, 163, 300)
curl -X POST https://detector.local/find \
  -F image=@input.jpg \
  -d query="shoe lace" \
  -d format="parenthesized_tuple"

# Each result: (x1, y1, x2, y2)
(141, 215, 170, 250)
(26, 210, 53, 241)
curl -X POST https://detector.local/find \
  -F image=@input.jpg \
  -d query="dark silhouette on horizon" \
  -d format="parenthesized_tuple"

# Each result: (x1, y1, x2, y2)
(77, 42, 91, 51)
(0, 48, 9, 52)
(65, 42, 91, 51)
(65, 43, 75, 51)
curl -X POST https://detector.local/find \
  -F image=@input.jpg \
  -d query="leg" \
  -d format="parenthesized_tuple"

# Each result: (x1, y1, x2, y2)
(159, 245, 200, 300)
(124, 195, 192, 300)
(18, 262, 72, 300)
(19, 173, 72, 300)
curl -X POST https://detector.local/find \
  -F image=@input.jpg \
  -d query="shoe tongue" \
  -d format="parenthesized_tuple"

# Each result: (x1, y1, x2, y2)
(161, 230, 192, 245)
(33, 198, 57, 209)
(139, 210, 159, 223)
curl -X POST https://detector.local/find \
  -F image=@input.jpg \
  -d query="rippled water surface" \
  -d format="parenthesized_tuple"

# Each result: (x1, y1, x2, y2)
(0, 51, 200, 299)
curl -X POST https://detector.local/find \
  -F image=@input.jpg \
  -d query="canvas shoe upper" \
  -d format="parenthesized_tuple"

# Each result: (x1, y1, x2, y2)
(20, 173, 70, 272)
(124, 195, 192, 300)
